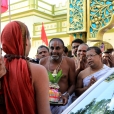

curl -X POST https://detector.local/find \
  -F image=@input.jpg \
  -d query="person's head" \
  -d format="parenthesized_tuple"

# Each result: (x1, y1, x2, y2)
(71, 39, 84, 56)
(63, 46, 69, 56)
(102, 50, 110, 60)
(86, 46, 102, 68)
(77, 43, 88, 59)
(37, 45, 49, 59)
(1, 21, 31, 57)
(49, 38, 64, 61)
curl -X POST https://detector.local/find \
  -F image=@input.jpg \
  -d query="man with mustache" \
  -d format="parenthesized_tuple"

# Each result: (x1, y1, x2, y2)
(75, 46, 110, 97)
(40, 38, 75, 114)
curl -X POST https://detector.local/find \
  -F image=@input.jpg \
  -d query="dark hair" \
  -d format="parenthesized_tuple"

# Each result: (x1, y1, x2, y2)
(87, 46, 102, 55)
(102, 50, 110, 54)
(37, 45, 49, 53)
(64, 46, 68, 53)
(49, 38, 64, 47)
(71, 39, 84, 46)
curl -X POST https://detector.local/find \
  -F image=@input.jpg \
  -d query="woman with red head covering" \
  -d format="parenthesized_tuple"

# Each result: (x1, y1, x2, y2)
(0, 21, 51, 114)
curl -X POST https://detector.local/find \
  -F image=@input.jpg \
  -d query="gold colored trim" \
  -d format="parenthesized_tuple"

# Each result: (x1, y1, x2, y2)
(87, 0, 90, 40)
(67, 0, 87, 33)
(97, 15, 114, 41)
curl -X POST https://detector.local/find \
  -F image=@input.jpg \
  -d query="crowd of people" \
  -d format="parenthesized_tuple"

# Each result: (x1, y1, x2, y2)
(0, 21, 114, 114)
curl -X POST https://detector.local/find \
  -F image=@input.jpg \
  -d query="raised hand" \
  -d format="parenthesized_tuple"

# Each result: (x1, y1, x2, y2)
(77, 55, 87, 70)
(102, 54, 113, 67)
(88, 76, 97, 87)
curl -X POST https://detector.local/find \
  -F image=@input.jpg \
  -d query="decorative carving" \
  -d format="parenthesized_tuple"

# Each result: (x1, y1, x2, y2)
(90, 0, 114, 38)
(67, 0, 86, 33)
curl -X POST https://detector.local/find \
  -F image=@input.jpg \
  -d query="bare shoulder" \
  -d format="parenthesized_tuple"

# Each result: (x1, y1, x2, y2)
(64, 56, 74, 64)
(39, 56, 49, 65)
(78, 67, 90, 79)
(30, 62, 45, 71)
(29, 62, 48, 84)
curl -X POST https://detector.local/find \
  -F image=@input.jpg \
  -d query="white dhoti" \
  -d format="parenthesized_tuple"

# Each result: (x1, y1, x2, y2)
(50, 93, 75, 114)
(83, 64, 110, 87)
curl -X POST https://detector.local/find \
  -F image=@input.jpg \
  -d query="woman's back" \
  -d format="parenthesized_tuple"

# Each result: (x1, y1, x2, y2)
(0, 21, 51, 114)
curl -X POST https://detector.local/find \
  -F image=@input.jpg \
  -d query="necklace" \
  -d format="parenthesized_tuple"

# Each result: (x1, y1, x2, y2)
(48, 57, 63, 77)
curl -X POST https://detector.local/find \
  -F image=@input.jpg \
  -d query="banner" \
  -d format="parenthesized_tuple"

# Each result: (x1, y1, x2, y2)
(41, 22, 48, 46)
(1, 0, 8, 13)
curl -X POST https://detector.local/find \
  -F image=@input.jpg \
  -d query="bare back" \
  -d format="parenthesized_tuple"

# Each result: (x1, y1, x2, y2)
(29, 62, 51, 114)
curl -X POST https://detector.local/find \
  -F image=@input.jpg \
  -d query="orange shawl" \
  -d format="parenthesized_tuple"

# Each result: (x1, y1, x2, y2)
(1, 21, 36, 114)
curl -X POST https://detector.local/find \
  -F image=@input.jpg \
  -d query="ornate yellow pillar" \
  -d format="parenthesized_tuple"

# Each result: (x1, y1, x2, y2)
(67, 0, 87, 42)
(67, 0, 114, 45)
(87, 0, 114, 41)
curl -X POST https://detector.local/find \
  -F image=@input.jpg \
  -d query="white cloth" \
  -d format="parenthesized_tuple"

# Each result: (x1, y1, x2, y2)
(50, 93, 75, 114)
(83, 64, 110, 87)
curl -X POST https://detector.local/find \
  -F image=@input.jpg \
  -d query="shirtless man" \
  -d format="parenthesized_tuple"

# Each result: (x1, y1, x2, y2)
(40, 38, 75, 114)
(74, 43, 89, 87)
(72, 43, 89, 101)
(75, 46, 110, 97)
(71, 39, 84, 70)
(75, 43, 88, 70)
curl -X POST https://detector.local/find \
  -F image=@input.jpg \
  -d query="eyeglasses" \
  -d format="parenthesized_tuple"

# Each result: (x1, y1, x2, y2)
(72, 45, 79, 49)
(86, 54, 98, 59)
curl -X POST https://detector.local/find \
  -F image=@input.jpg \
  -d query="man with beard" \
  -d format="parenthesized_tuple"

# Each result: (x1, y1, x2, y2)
(75, 46, 110, 97)
(40, 38, 75, 114)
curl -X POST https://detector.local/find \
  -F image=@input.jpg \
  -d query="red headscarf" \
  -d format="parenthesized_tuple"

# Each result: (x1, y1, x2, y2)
(1, 21, 36, 114)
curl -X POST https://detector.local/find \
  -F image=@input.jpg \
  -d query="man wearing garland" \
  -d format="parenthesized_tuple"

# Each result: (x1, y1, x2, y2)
(40, 38, 75, 114)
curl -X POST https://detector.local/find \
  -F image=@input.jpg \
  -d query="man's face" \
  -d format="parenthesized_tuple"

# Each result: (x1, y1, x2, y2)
(86, 49, 102, 67)
(49, 40, 64, 61)
(77, 45, 88, 59)
(102, 53, 109, 60)
(72, 43, 80, 56)
(37, 47, 49, 59)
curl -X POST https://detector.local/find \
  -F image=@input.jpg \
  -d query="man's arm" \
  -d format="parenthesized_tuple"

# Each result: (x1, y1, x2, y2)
(61, 58, 75, 105)
(66, 58, 76, 96)
(75, 72, 97, 97)
(75, 72, 88, 97)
